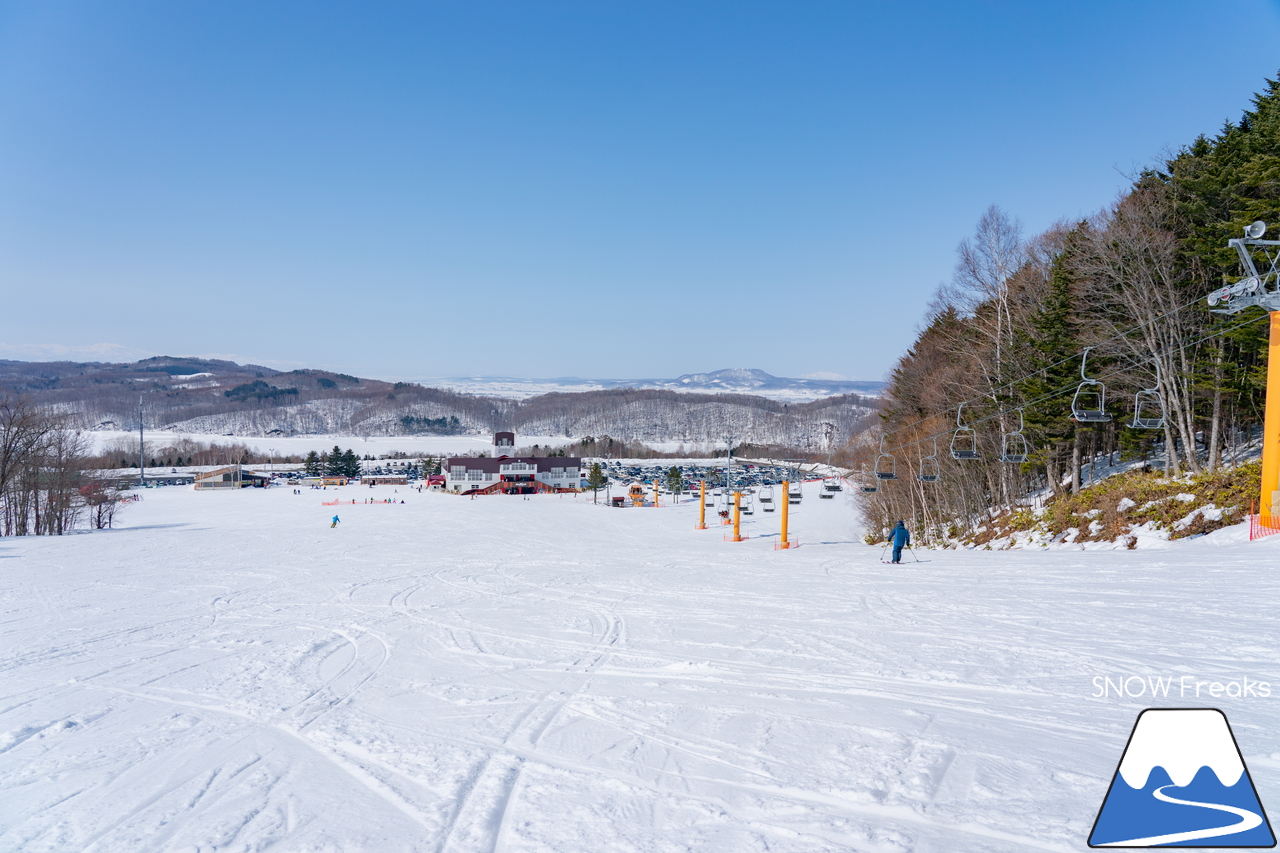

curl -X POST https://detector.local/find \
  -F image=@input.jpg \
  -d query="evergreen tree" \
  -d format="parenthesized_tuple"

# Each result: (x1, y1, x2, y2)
(342, 449, 361, 477)
(304, 450, 322, 476)
(1016, 229, 1085, 493)
(586, 462, 607, 503)
(666, 466, 683, 494)
(1162, 76, 1280, 456)
(324, 446, 345, 476)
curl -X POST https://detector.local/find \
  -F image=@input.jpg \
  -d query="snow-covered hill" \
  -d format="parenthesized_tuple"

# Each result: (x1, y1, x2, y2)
(3, 483, 1278, 851)
(0, 357, 878, 450)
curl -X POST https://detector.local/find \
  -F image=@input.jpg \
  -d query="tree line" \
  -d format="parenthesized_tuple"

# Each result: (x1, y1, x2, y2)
(88, 437, 304, 469)
(0, 393, 127, 535)
(858, 74, 1280, 543)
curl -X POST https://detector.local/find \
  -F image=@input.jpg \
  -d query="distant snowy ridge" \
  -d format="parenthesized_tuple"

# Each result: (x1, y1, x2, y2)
(164, 393, 873, 451)
(420, 368, 885, 402)
(0, 342, 158, 363)
(1118, 709, 1245, 789)
(0, 356, 877, 450)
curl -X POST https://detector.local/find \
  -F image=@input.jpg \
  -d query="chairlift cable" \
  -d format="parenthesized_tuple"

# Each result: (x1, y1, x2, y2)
(874, 311, 1268, 459)
(878, 289, 1239, 447)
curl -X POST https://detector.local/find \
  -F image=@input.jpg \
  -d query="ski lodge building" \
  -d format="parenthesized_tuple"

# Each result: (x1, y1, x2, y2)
(445, 432, 584, 495)
(193, 466, 272, 490)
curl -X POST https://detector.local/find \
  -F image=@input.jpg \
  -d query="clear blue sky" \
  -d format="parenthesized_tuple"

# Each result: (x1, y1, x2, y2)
(2, 1, 1279, 382)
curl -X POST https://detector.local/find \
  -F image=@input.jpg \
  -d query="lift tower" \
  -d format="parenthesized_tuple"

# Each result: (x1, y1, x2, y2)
(1208, 221, 1280, 525)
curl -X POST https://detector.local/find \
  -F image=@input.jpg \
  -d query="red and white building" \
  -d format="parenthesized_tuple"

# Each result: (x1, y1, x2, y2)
(445, 433, 584, 495)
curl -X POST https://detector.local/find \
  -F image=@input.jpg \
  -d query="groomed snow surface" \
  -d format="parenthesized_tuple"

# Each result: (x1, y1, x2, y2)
(2, 481, 1279, 852)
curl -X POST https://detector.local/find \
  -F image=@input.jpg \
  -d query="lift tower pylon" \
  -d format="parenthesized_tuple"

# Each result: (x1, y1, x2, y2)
(1208, 221, 1280, 525)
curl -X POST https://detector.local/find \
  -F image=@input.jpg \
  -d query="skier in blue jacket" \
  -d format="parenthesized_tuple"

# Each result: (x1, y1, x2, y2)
(889, 520, 910, 564)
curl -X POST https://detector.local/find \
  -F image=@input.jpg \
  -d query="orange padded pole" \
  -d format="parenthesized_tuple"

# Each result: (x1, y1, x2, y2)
(780, 480, 789, 547)
(1262, 312, 1280, 524)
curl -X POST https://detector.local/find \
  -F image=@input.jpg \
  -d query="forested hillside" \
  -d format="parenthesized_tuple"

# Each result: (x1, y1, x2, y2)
(858, 74, 1280, 540)
(0, 357, 874, 452)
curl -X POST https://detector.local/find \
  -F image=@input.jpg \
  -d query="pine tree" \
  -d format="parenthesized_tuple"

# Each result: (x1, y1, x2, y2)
(1016, 228, 1085, 494)
(324, 446, 345, 476)
(586, 462, 607, 503)
(304, 450, 322, 476)
(1162, 75, 1280, 461)
(666, 466, 683, 494)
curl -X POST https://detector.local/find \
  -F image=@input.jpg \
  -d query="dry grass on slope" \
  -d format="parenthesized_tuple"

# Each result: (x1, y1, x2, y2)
(969, 461, 1261, 548)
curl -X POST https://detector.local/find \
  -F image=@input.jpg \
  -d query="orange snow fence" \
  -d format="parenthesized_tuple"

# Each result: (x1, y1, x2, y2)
(1249, 508, 1280, 541)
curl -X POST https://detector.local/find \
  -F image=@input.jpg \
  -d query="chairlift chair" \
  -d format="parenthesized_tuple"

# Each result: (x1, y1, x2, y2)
(859, 466, 879, 494)
(950, 403, 981, 460)
(1071, 347, 1112, 423)
(999, 408, 1030, 464)
(918, 438, 941, 483)
(1130, 361, 1166, 430)
(760, 484, 775, 511)
(788, 477, 803, 504)
(823, 477, 841, 492)
(742, 493, 755, 515)
(874, 435, 898, 480)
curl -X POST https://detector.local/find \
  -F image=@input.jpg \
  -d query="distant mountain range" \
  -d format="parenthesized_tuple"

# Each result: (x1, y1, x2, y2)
(422, 368, 886, 402)
(0, 357, 878, 450)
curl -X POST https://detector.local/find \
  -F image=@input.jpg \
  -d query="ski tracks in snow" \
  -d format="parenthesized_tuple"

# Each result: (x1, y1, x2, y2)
(438, 609, 624, 852)
(6, 483, 1277, 851)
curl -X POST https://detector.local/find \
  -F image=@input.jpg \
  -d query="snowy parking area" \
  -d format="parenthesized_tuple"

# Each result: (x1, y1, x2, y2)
(2, 482, 1280, 851)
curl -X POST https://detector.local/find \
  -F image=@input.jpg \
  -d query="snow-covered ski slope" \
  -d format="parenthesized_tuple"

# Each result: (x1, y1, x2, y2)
(3, 482, 1279, 852)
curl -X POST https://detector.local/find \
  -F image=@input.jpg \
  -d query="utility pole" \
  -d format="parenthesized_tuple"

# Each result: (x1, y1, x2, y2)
(138, 395, 145, 490)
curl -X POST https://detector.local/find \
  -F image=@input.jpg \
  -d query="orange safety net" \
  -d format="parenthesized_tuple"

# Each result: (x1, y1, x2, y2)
(1250, 512, 1280, 541)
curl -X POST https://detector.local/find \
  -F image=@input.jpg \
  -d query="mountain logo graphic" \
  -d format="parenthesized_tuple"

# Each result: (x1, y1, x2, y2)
(1089, 708, 1276, 847)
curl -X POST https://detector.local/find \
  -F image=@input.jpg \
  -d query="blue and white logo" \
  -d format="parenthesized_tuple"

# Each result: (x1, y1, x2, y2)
(1089, 708, 1275, 847)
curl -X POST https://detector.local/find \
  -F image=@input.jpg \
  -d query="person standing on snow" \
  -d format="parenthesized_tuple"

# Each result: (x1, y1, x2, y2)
(331, 515, 340, 528)
(889, 520, 910, 564)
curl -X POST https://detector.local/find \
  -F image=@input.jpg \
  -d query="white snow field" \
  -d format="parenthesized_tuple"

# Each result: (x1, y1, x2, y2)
(2, 481, 1280, 852)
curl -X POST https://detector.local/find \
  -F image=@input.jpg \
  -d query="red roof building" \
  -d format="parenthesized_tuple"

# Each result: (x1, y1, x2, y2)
(445, 433, 582, 495)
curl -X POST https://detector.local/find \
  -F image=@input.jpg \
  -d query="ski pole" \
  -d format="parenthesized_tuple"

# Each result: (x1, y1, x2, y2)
(880, 543, 888, 562)
(909, 545, 920, 562)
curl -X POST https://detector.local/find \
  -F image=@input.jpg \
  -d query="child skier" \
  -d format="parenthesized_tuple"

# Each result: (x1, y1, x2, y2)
(889, 520, 910, 564)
